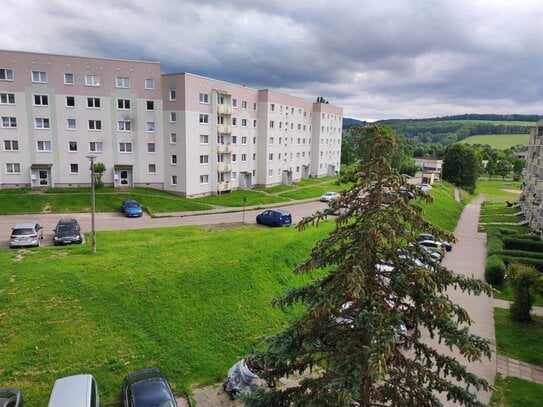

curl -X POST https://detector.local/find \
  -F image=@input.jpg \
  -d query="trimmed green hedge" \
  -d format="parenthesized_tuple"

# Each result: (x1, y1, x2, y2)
(488, 235, 504, 255)
(500, 256, 543, 273)
(485, 255, 506, 285)
(503, 237, 543, 252)
(493, 250, 543, 260)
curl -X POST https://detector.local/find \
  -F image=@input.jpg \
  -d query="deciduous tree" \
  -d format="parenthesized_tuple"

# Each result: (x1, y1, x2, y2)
(442, 143, 480, 192)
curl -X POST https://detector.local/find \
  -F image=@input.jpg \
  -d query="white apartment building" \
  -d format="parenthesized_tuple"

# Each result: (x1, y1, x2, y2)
(521, 120, 543, 234)
(0, 50, 342, 197)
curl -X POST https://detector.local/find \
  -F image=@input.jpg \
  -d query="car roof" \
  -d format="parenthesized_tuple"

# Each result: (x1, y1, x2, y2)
(271, 209, 290, 215)
(123, 199, 139, 203)
(48, 374, 95, 407)
(12, 222, 37, 229)
(57, 218, 78, 224)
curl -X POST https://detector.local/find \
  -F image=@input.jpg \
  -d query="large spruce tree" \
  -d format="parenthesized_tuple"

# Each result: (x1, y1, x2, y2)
(245, 125, 491, 406)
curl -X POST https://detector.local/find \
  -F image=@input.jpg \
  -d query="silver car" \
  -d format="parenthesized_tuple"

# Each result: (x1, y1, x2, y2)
(9, 222, 44, 248)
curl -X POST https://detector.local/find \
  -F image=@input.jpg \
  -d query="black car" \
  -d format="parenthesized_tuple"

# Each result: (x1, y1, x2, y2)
(0, 388, 23, 407)
(53, 218, 83, 245)
(121, 368, 177, 407)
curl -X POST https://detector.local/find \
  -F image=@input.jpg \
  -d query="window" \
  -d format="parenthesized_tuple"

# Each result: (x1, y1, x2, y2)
(118, 120, 131, 131)
(269, 137, 274, 145)
(241, 136, 247, 145)
(37, 140, 52, 151)
(3, 140, 18, 151)
(232, 117, 237, 126)
(253, 103, 257, 111)
(199, 134, 208, 144)
(146, 100, 154, 111)
(268, 169, 273, 177)
(199, 93, 209, 104)
(242, 100, 247, 109)
(89, 142, 103, 152)
(269, 120, 274, 128)
(232, 172, 237, 180)
(64, 73, 74, 85)
(70, 164, 78, 174)
(67, 119, 76, 130)
(252, 153, 256, 161)
(241, 154, 247, 162)
(32, 71, 47, 83)
(147, 143, 155, 153)
(253, 119, 257, 128)
(169, 90, 176, 100)
(171, 133, 178, 144)
(170, 112, 176, 122)
(268, 153, 273, 160)
(32, 94, 48, 106)
(199, 114, 209, 124)
(0, 68, 14, 81)
(0, 93, 15, 104)
(6, 163, 20, 173)
(146, 122, 155, 132)
(241, 119, 247, 127)
(118, 99, 130, 109)
(35, 118, 50, 129)
(116, 76, 130, 88)
(278, 153, 281, 160)
(88, 120, 102, 130)
(171, 175, 178, 185)
(87, 97, 100, 108)
(145, 78, 155, 89)
(232, 98, 237, 107)
(171, 155, 177, 164)
(66, 96, 75, 107)
(85, 74, 100, 86)
(297, 124, 301, 131)
(1, 116, 17, 129)
(200, 155, 209, 164)
(119, 142, 132, 152)
(69, 141, 77, 151)
(232, 154, 237, 162)
(253, 137, 257, 144)
(200, 174, 209, 184)
(148, 164, 156, 174)
(271, 104, 275, 111)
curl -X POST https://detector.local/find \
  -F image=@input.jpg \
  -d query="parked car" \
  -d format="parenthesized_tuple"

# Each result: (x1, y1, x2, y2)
(419, 245, 443, 263)
(256, 209, 292, 227)
(53, 218, 82, 245)
(48, 374, 99, 407)
(121, 368, 177, 407)
(418, 183, 433, 192)
(416, 233, 452, 251)
(320, 191, 339, 202)
(120, 199, 143, 217)
(0, 388, 23, 407)
(9, 223, 44, 248)
(418, 240, 446, 256)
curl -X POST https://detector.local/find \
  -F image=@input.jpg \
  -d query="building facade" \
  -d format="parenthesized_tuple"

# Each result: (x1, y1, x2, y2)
(0, 50, 342, 197)
(521, 120, 543, 234)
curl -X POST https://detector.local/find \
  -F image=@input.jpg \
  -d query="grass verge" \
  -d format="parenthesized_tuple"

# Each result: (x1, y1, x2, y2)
(490, 374, 543, 406)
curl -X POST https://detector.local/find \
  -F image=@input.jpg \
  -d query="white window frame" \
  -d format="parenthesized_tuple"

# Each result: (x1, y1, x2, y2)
(67, 119, 76, 130)
(269, 120, 274, 128)
(253, 119, 257, 128)
(70, 163, 79, 174)
(118, 99, 130, 110)
(87, 97, 100, 108)
(85, 74, 100, 86)
(35, 118, 50, 129)
(119, 142, 133, 153)
(169, 89, 176, 101)
(241, 154, 247, 162)
(118, 120, 131, 132)
(0, 93, 15, 104)
(3, 140, 18, 151)
(147, 143, 156, 153)
(199, 93, 209, 104)
(170, 112, 176, 123)
(89, 142, 103, 153)
(0, 68, 14, 81)
(148, 164, 156, 174)
(171, 133, 177, 144)
(199, 134, 208, 145)
(65, 96, 75, 107)
(33, 94, 49, 106)
(232, 98, 237, 108)
(146, 100, 154, 111)
(37, 140, 52, 152)
(31, 71, 47, 83)
(145, 78, 155, 90)
(64, 73, 74, 85)
(199, 174, 209, 184)
(241, 119, 247, 127)
(171, 155, 177, 165)
(199, 155, 209, 164)
(242, 100, 247, 109)
(171, 175, 178, 185)
(116, 76, 130, 88)
(146, 122, 155, 132)
(69, 141, 77, 152)
(232, 117, 237, 126)
(88, 120, 102, 131)
(6, 163, 20, 174)
(241, 136, 247, 145)
(199, 114, 209, 124)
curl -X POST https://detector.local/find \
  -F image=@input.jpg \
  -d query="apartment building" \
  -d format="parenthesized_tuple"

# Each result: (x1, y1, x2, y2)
(0, 50, 342, 197)
(520, 120, 543, 234)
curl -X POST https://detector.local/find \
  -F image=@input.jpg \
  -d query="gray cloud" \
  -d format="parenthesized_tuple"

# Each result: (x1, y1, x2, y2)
(1, 0, 542, 120)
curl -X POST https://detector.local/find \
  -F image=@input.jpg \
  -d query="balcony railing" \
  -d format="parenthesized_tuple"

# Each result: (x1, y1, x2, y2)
(218, 181, 231, 191)
(217, 144, 233, 153)
(218, 105, 233, 115)
(217, 163, 233, 173)
(217, 124, 232, 134)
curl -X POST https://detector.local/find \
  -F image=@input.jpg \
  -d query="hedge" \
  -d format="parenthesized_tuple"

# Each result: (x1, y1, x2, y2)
(492, 250, 543, 260)
(502, 237, 543, 252)
(487, 235, 504, 255)
(485, 255, 506, 286)
(499, 256, 543, 273)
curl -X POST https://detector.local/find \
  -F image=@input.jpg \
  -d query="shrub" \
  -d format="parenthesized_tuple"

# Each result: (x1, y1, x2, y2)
(502, 237, 543, 252)
(487, 235, 504, 255)
(508, 263, 542, 322)
(500, 256, 543, 273)
(492, 250, 543, 260)
(485, 255, 506, 286)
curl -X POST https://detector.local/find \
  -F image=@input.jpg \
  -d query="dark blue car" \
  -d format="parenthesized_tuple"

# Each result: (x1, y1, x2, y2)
(121, 368, 177, 407)
(256, 209, 292, 227)
(121, 199, 143, 217)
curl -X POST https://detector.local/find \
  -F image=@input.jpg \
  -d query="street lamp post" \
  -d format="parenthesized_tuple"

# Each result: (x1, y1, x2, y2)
(86, 155, 97, 253)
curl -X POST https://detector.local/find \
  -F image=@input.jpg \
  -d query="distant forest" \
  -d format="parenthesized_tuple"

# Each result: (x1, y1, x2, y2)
(342, 114, 540, 159)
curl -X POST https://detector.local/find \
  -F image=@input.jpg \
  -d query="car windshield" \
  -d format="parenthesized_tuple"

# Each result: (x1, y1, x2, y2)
(133, 380, 173, 407)
(126, 202, 140, 208)
(58, 223, 77, 231)
(12, 228, 34, 235)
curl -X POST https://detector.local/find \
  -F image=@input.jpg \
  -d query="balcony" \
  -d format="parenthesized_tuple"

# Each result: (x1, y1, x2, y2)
(218, 181, 231, 191)
(217, 124, 232, 134)
(218, 105, 233, 115)
(217, 163, 233, 173)
(217, 144, 233, 154)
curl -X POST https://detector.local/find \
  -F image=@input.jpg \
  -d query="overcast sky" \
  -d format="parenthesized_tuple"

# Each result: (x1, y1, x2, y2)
(1, 0, 542, 120)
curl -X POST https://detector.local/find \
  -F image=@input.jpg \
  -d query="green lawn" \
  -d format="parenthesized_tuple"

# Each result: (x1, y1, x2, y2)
(475, 180, 521, 203)
(461, 134, 529, 149)
(0, 223, 332, 405)
(193, 189, 290, 207)
(278, 183, 348, 200)
(416, 182, 464, 231)
(494, 308, 543, 367)
(493, 284, 543, 307)
(490, 374, 543, 407)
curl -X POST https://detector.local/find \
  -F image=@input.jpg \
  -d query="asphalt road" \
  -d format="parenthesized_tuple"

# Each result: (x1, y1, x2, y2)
(0, 200, 328, 248)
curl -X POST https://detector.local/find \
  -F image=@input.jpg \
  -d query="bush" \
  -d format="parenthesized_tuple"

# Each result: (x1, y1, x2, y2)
(492, 250, 543, 260)
(500, 256, 543, 273)
(485, 255, 506, 286)
(502, 237, 543, 252)
(508, 263, 542, 322)
(487, 235, 504, 255)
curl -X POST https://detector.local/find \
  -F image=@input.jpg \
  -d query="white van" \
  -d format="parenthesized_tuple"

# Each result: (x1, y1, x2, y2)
(48, 374, 99, 407)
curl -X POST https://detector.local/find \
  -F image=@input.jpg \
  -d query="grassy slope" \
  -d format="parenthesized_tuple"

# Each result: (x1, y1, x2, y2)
(461, 134, 529, 149)
(417, 182, 464, 231)
(490, 374, 543, 407)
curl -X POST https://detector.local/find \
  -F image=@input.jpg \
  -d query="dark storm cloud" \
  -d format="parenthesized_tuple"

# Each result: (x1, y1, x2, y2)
(1, 0, 542, 119)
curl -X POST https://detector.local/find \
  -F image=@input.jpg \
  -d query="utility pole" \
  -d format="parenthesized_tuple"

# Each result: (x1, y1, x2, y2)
(86, 155, 97, 254)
